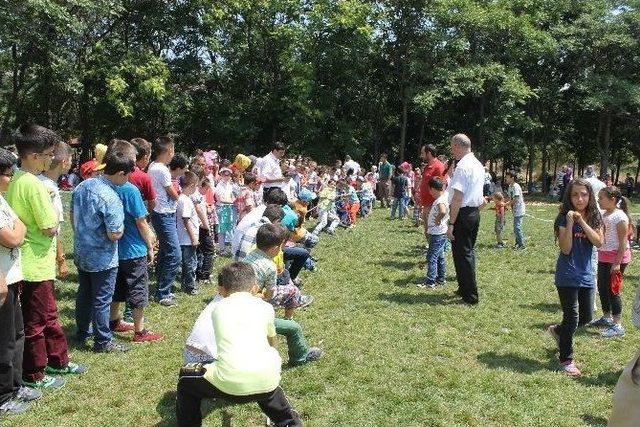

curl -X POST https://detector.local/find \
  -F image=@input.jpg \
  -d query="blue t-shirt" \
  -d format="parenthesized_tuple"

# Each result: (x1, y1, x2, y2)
(115, 182, 148, 260)
(554, 215, 595, 288)
(72, 176, 124, 272)
(348, 186, 360, 204)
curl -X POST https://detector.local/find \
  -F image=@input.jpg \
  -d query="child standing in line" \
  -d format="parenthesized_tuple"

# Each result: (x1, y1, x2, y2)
(215, 167, 236, 256)
(313, 178, 339, 235)
(345, 180, 360, 229)
(548, 178, 604, 376)
(589, 186, 632, 338)
(412, 167, 423, 226)
(8, 124, 87, 389)
(235, 172, 259, 221)
(390, 168, 409, 220)
(492, 192, 508, 248)
(176, 172, 201, 295)
(506, 171, 526, 249)
(360, 174, 375, 218)
(418, 177, 449, 290)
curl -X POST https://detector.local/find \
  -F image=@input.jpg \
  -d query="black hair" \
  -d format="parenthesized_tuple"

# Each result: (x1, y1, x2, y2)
(13, 124, 60, 157)
(263, 204, 284, 223)
(217, 262, 256, 293)
(600, 186, 631, 222)
(507, 170, 518, 181)
(0, 148, 17, 172)
(264, 188, 288, 206)
(256, 223, 287, 250)
(169, 153, 189, 171)
(49, 141, 71, 169)
(153, 136, 174, 157)
(273, 141, 286, 152)
(554, 178, 602, 236)
(103, 150, 135, 175)
(130, 138, 151, 161)
(423, 144, 437, 157)
(244, 172, 257, 185)
(428, 176, 444, 191)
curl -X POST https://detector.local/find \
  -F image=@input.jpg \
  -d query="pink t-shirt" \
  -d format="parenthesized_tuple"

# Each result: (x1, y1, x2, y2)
(235, 187, 256, 220)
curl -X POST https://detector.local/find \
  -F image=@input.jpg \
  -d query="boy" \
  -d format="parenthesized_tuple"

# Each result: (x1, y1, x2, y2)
(108, 141, 163, 343)
(7, 124, 86, 389)
(129, 138, 157, 212)
(390, 168, 409, 220)
(38, 141, 72, 279)
(169, 153, 189, 193)
(313, 178, 339, 235)
(0, 148, 40, 414)
(148, 137, 181, 306)
(291, 188, 319, 249)
(177, 171, 200, 295)
(176, 262, 302, 427)
(492, 192, 508, 248)
(72, 149, 131, 353)
(419, 177, 449, 290)
(506, 171, 526, 249)
(244, 224, 310, 319)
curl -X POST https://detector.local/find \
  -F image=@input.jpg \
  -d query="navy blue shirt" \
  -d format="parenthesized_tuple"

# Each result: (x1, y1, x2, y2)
(554, 215, 595, 288)
(115, 182, 148, 260)
(393, 176, 408, 198)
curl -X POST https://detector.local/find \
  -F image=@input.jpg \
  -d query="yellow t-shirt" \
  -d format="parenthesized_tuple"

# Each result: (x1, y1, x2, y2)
(204, 292, 281, 395)
(273, 249, 285, 274)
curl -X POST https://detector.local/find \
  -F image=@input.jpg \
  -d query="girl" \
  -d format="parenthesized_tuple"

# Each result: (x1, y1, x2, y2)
(548, 178, 604, 376)
(214, 168, 236, 256)
(589, 186, 632, 337)
(492, 192, 508, 248)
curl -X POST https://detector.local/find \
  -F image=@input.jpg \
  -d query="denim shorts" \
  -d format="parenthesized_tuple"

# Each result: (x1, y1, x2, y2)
(114, 256, 149, 309)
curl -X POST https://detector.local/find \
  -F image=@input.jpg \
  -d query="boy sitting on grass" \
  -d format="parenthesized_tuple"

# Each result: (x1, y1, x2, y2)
(176, 262, 302, 427)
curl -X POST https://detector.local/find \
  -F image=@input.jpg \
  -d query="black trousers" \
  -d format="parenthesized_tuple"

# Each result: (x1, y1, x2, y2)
(556, 287, 594, 362)
(176, 374, 302, 427)
(597, 262, 627, 317)
(0, 283, 24, 404)
(196, 227, 215, 281)
(451, 207, 480, 304)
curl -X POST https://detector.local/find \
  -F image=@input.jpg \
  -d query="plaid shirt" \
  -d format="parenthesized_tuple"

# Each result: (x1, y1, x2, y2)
(244, 249, 277, 291)
(233, 217, 271, 262)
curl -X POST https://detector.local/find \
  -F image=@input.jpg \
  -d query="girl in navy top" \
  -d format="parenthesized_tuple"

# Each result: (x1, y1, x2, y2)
(548, 178, 603, 376)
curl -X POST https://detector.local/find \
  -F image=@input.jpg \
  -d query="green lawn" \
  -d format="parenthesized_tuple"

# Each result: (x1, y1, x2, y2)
(7, 198, 638, 427)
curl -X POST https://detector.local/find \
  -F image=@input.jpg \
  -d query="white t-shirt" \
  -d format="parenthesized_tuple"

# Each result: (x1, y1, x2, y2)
(191, 191, 208, 229)
(185, 294, 223, 359)
(0, 196, 23, 285)
(343, 160, 361, 175)
(258, 152, 286, 190)
(148, 162, 176, 213)
(427, 194, 449, 235)
(450, 152, 485, 208)
(214, 180, 234, 204)
(585, 177, 607, 208)
(601, 209, 629, 252)
(176, 194, 200, 246)
(508, 183, 526, 217)
(37, 175, 64, 224)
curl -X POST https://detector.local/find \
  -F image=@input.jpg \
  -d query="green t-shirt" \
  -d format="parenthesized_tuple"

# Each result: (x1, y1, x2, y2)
(379, 161, 393, 181)
(6, 170, 59, 281)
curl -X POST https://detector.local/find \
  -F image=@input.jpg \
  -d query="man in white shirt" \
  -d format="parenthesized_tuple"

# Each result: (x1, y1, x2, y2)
(258, 142, 288, 200)
(342, 155, 360, 175)
(446, 133, 485, 305)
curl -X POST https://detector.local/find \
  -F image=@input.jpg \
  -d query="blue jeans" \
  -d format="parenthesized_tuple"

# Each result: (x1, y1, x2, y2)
(151, 212, 182, 300)
(514, 215, 525, 247)
(283, 247, 310, 280)
(390, 197, 408, 219)
(181, 245, 198, 292)
(75, 267, 117, 348)
(425, 234, 447, 285)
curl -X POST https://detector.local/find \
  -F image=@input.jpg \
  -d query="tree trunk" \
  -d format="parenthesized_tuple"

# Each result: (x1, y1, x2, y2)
(634, 157, 640, 187)
(541, 140, 549, 193)
(417, 118, 425, 148)
(399, 86, 408, 161)
(599, 112, 612, 176)
(527, 132, 535, 192)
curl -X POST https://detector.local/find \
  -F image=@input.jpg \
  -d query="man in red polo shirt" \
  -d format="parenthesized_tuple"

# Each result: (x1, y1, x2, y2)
(129, 138, 157, 212)
(419, 144, 445, 237)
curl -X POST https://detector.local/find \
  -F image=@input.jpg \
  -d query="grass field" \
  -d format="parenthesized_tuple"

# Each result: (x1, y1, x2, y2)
(6, 197, 639, 427)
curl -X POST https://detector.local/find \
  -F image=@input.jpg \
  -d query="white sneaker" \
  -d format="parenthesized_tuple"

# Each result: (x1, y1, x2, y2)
(602, 324, 625, 338)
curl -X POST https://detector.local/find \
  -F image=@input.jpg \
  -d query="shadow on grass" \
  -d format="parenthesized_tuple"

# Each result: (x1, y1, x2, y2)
(477, 351, 554, 374)
(379, 292, 461, 305)
(519, 302, 560, 313)
(581, 414, 608, 427)
(156, 389, 237, 427)
(577, 369, 622, 388)
(370, 260, 417, 270)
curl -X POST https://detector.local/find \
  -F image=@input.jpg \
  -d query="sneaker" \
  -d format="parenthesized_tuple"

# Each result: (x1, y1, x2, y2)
(326, 229, 335, 235)
(417, 282, 436, 290)
(297, 295, 314, 309)
(602, 324, 625, 338)
(158, 297, 176, 307)
(183, 288, 199, 296)
(560, 360, 581, 376)
(0, 397, 29, 415)
(589, 316, 614, 328)
(547, 324, 560, 346)
(293, 278, 304, 289)
(94, 341, 131, 353)
(110, 319, 135, 333)
(496, 243, 505, 248)
(436, 281, 446, 287)
(133, 329, 164, 343)
(15, 386, 42, 402)
(45, 362, 88, 375)
(305, 347, 322, 362)
(23, 375, 65, 389)
(514, 245, 525, 250)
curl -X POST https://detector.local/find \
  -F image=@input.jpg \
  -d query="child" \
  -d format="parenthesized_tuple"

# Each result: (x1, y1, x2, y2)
(506, 171, 526, 249)
(108, 141, 164, 343)
(492, 192, 508, 248)
(0, 148, 37, 414)
(7, 124, 87, 389)
(345, 180, 360, 229)
(313, 178, 339, 235)
(244, 224, 311, 319)
(193, 176, 214, 285)
(214, 167, 235, 256)
(72, 149, 132, 353)
(177, 171, 201, 295)
(360, 173, 375, 218)
(235, 172, 259, 221)
(548, 178, 604, 376)
(335, 180, 350, 226)
(291, 189, 319, 249)
(390, 168, 409, 220)
(38, 141, 72, 279)
(175, 262, 302, 427)
(418, 177, 449, 290)
(148, 136, 181, 306)
(129, 137, 157, 212)
(412, 167, 422, 226)
(589, 186, 632, 338)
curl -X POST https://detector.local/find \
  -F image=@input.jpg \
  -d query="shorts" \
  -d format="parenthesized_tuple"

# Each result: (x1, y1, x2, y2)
(494, 216, 505, 235)
(114, 256, 149, 309)
(216, 204, 234, 233)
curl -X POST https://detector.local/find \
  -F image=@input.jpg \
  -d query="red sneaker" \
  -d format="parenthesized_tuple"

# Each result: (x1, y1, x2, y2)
(133, 330, 164, 343)
(111, 319, 134, 333)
